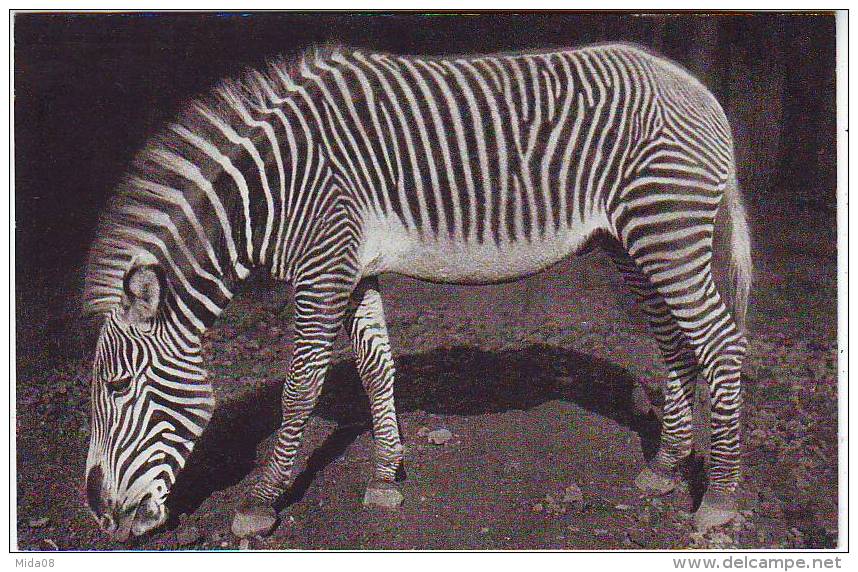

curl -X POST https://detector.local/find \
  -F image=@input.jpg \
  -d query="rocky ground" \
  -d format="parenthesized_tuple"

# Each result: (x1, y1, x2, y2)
(15, 209, 839, 550)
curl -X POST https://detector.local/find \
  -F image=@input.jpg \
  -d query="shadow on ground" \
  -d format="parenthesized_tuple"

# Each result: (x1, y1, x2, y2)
(169, 343, 667, 517)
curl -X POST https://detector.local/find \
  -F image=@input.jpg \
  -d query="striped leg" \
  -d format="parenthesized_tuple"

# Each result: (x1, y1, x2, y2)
(627, 235, 747, 532)
(231, 280, 351, 537)
(608, 250, 699, 494)
(232, 218, 360, 537)
(345, 278, 405, 508)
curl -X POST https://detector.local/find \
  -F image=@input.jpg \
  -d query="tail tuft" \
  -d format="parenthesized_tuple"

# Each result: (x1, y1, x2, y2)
(723, 171, 752, 331)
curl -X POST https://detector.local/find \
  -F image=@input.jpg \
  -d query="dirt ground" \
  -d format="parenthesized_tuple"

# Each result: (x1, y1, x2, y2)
(15, 209, 839, 550)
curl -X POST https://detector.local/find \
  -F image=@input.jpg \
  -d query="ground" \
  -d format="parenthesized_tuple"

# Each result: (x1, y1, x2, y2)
(15, 209, 839, 550)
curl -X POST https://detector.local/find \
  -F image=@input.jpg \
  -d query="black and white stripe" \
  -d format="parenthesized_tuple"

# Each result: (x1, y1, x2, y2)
(83, 42, 751, 538)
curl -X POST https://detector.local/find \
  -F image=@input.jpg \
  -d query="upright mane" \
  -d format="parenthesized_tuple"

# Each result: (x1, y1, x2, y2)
(81, 44, 345, 317)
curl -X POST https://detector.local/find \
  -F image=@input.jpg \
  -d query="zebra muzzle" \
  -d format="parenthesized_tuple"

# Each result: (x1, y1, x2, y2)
(98, 492, 166, 542)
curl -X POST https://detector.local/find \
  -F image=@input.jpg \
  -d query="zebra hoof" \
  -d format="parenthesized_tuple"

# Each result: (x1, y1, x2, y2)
(634, 466, 678, 496)
(694, 489, 738, 533)
(363, 479, 403, 509)
(231, 505, 278, 538)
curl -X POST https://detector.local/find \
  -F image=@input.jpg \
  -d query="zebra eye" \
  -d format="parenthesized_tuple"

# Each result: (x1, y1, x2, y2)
(106, 375, 134, 394)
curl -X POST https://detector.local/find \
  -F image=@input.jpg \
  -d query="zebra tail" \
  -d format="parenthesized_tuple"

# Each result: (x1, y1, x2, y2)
(723, 171, 752, 332)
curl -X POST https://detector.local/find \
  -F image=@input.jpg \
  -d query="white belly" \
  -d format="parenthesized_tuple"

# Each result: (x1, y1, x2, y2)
(358, 213, 607, 284)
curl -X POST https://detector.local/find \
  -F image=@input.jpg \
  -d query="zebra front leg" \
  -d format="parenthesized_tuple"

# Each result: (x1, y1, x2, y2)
(609, 250, 697, 495)
(345, 277, 405, 509)
(231, 280, 352, 538)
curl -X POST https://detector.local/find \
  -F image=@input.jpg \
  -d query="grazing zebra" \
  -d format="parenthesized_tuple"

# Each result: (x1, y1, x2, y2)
(83, 42, 751, 541)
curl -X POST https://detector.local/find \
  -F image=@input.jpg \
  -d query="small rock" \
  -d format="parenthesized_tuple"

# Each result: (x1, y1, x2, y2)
(427, 428, 453, 445)
(231, 507, 278, 538)
(41, 539, 59, 551)
(363, 481, 404, 509)
(543, 494, 567, 515)
(176, 525, 203, 546)
(220, 541, 229, 548)
(594, 528, 609, 536)
(532, 503, 544, 513)
(28, 517, 49, 528)
(239, 538, 250, 550)
(562, 483, 583, 504)
(503, 461, 522, 474)
(615, 504, 632, 511)
(751, 429, 767, 441)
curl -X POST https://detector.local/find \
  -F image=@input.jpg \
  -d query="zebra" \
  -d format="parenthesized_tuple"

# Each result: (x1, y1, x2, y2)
(82, 42, 751, 541)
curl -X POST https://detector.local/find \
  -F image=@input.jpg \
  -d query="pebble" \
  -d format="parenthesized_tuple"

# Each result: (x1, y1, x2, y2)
(427, 428, 453, 445)
(615, 504, 632, 511)
(231, 507, 278, 538)
(28, 517, 49, 528)
(562, 483, 583, 504)
(532, 503, 544, 513)
(363, 483, 404, 509)
(503, 461, 522, 474)
(239, 538, 251, 550)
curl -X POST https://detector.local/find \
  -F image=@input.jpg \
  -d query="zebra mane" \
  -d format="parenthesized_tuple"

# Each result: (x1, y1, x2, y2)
(81, 43, 346, 317)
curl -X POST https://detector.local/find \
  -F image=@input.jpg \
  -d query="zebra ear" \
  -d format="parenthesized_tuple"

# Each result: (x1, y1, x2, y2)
(121, 261, 164, 326)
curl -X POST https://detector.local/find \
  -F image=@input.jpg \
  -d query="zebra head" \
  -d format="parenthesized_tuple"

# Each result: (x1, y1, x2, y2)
(84, 261, 215, 541)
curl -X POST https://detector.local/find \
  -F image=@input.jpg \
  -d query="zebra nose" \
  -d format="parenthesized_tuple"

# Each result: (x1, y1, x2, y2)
(86, 465, 106, 517)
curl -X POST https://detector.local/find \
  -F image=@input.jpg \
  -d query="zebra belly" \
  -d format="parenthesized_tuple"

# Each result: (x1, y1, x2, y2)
(358, 214, 606, 285)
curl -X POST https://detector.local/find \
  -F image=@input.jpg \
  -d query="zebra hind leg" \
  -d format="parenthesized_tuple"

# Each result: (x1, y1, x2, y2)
(608, 248, 698, 496)
(346, 277, 405, 509)
(628, 247, 747, 533)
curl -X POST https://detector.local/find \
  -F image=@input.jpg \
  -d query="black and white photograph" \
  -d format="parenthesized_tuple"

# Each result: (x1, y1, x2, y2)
(12, 10, 845, 556)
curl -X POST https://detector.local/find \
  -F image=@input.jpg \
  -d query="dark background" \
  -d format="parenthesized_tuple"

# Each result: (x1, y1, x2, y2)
(13, 13, 841, 550)
(14, 11, 837, 355)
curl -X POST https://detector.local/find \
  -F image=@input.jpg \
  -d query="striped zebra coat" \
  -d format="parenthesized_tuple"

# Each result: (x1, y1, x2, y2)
(83, 42, 751, 541)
